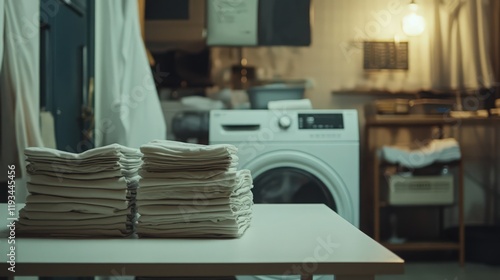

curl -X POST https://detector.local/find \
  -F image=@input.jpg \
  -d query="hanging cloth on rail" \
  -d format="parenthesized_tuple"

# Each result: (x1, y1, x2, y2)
(94, 0, 166, 148)
(0, 0, 44, 203)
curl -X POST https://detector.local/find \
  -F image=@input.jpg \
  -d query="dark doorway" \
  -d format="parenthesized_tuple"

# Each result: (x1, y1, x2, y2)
(40, 0, 94, 152)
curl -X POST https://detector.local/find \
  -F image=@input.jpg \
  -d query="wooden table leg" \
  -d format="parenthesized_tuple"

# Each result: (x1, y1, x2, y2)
(300, 275, 312, 280)
(335, 276, 375, 280)
(374, 154, 381, 242)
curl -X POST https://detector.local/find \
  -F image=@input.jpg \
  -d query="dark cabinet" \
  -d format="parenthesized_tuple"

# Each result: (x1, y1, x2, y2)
(206, 0, 312, 46)
(144, 0, 205, 46)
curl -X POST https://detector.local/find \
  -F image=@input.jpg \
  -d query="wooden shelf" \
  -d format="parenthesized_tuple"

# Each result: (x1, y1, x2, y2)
(332, 89, 419, 96)
(367, 114, 500, 266)
(366, 114, 500, 127)
(378, 201, 455, 208)
(373, 155, 465, 266)
(332, 88, 494, 96)
(382, 242, 461, 251)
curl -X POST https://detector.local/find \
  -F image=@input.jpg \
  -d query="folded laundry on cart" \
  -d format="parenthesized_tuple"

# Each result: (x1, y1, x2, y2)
(380, 138, 461, 168)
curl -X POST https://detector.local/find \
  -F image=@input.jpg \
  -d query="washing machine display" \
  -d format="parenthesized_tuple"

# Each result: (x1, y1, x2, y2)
(298, 113, 344, 129)
(209, 109, 360, 227)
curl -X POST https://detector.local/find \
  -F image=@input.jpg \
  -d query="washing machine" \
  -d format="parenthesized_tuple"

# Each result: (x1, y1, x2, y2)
(209, 109, 360, 227)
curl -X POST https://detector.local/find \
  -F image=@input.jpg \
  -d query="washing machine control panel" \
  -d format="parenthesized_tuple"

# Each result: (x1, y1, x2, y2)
(209, 110, 359, 143)
(298, 113, 344, 129)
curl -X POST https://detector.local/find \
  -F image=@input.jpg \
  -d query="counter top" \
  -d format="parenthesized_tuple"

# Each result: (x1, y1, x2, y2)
(0, 203, 403, 279)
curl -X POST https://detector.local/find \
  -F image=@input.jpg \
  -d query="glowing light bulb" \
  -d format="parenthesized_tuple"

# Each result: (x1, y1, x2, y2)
(402, 1, 425, 36)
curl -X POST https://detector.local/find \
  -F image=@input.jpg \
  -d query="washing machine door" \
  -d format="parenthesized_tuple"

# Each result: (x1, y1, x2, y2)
(253, 167, 337, 212)
(242, 150, 356, 224)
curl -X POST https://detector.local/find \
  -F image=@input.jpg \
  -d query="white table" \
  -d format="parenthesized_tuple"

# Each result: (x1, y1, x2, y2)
(0, 204, 404, 280)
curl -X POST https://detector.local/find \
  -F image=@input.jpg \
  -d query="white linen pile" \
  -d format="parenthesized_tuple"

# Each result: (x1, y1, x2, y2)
(380, 138, 461, 168)
(17, 144, 142, 237)
(136, 140, 253, 238)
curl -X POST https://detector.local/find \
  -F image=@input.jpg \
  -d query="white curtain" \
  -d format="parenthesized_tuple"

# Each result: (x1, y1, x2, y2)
(430, 0, 494, 90)
(94, 0, 166, 148)
(0, 0, 44, 203)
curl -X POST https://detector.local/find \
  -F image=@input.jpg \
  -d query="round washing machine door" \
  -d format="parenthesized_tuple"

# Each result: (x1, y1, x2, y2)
(253, 167, 337, 211)
(242, 150, 356, 224)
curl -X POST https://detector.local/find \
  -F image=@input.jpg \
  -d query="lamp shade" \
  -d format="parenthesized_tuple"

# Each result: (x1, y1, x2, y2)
(402, 2, 425, 36)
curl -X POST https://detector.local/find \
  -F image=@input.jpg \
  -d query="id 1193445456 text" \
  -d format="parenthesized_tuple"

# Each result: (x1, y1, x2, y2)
(6, 164, 17, 273)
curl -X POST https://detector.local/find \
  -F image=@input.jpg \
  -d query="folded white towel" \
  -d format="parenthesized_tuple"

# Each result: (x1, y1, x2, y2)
(27, 160, 141, 172)
(142, 140, 237, 157)
(17, 222, 131, 231)
(380, 138, 461, 168)
(136, 184, 252, 200)
(143, 154, 239, 164)
(27, 162, 122, 174)
(25, 145, 143, 185)
(137, 218, 251, 238)
(140, 140, 238, 172)
(27, 157, 122, 166)
(27, 183, 134, 200)
(16, 228, 131, 237)
(137, 170, 252, 200)
(137, 196, 253, 215)
(139, 169, 229, 179)
(28, 174, 140, 189)
(141, 162, 238, 173)
(136, 193, 253, 207)
(19, 208, 133, 220)
(141, 157, 239, 173)
(25, 194, 130, 209)
(26, 169, 126, 180)
(17, 215, 131, 226)
(138, 207, 247, 221)
(139, 169, 251, 188)
(137, 206, 252, 222)
(136, 227, 248, 238)
(138, 216, 250, 230)
(25, 144, 142, 161)
(22, 202, 127, 214)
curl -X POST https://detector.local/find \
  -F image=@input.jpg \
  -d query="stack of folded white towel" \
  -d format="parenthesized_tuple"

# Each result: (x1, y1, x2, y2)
(380, 138, 461, 168)
(17, 144, 142, 237)
(136, 140, 253, 238)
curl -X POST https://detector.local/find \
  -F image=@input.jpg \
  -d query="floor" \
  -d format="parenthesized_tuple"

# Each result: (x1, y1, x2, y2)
(376, 262, 500, 280)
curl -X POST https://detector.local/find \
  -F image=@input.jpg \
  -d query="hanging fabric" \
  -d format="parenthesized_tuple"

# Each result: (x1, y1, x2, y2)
(430, 0, 494, 90)
(94, 0, 166, 148)
(491, 0, 500, 84)
(0, 0, 44, 203)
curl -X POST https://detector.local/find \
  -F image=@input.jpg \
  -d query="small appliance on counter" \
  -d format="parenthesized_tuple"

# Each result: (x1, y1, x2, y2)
(369, 97, 457, 116)
(374, 99, 410, 114)
(409, 99, 455, 115)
